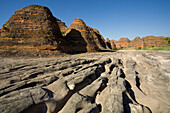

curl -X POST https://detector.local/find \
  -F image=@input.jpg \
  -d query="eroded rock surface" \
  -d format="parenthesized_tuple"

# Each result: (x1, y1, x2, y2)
(0, 51, 170, 113)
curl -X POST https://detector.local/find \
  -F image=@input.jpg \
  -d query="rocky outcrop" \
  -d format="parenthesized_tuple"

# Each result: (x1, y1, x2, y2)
(0, 51, 170, 113)
(0, 5, 108, 56)
(113, 38, 130, 48)
(56, 18, 68, 35)
(0, 5, 62, 45)
(90, 28, 107, 49)
(142, 35, 168, 48)
(59, 29, 87, 54)
(52, 20, 107, 54)
(0, 5, 67, 57)
(105, 38, 116, 49)
(128, 36, 143, 48)
(113, 36, 168, 49)
(105, 38, 112, 49)
(66, 18, 99, 52)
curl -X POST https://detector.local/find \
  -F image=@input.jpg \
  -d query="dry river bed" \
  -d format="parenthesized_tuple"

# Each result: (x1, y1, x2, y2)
(0, 50, 170, 113)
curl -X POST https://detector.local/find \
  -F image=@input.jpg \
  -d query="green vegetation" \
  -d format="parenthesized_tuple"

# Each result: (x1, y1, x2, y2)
(135, 37, 170, 50)
(112, 47, 118, 50)
(165, 37, 170, 41)
(136, 46, 170, 50)
(61, 31, 66, 35)
(137, 47, 141, 49)
(165, 37, 170, 46)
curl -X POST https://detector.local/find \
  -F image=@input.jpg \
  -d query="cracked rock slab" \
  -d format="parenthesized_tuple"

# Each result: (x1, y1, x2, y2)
(0, 50, 170, 113)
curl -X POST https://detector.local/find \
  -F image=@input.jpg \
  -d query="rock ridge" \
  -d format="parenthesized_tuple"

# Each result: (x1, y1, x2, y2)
(112, 36, 168, 49)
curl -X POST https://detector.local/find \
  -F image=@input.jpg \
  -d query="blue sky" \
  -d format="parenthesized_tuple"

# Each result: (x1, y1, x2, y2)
(0, 0, 170, 40)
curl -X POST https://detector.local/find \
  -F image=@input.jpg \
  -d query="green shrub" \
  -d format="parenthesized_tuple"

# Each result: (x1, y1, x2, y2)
(138, 47, 141, 49)
(112, 47, 117, 50)
(61, 31, 66, 34)
(165, 37, 170, 41)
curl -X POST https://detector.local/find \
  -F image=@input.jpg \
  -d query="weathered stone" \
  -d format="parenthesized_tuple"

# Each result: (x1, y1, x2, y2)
(114, 38, 130, 48)
(112, 36, 168, 49)
(142, 35, 168, 48)
(88, 27, 107, 49)
(0, 5, 68, 57)
(66, 18, 100, 52)
(0, 51, 170, 113)
(56, 18, 68, 35)
(0, 5, 62, 45)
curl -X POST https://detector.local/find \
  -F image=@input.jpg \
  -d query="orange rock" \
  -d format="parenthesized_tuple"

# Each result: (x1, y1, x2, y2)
(112, 36, 168, 49)
(113, 38, 130, 48)
(1, 5, 63, 46)
(128, 36, 143, 48)
(66, 18, 99, 52)
(142, 36, 168, 48)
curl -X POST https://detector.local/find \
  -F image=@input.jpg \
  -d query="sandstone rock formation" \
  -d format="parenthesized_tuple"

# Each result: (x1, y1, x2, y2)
(142, 35, 168, 48)
(53, 20, 108, 54)
(65, 18, 100, 52)
(128, 36, 143, 48)
(0, 5, 67, 57)
(113, 38, 130, 48)
(105, 38, 116, 49)
(113, 36, 168, 49)
(105, 38, 112, 49)
(0, 5, 109, 56)
(56, 18, 68, 35)
(0, 5, 62, 45)
(0, 51, 170, 113)
(89, 27, 107, 49)
(60, 29, 87, 53)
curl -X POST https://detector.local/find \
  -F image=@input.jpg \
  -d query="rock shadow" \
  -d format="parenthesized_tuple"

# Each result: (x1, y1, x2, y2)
(123, 80, 152, 113)
(94, 32, 107, 49)
(60, 29, 87, 54)
(99, 49, 117, 52)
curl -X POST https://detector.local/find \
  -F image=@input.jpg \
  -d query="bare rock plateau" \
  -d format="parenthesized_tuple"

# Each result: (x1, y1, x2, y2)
(0, 50, 170, 113)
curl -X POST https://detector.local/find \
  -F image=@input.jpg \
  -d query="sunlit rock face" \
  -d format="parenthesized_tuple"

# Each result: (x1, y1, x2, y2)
(1, 5, 63, 46)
